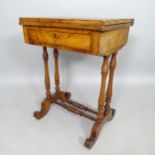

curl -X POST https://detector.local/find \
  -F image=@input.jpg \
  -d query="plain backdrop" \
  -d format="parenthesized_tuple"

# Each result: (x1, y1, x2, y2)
(0, 0, 155, 155)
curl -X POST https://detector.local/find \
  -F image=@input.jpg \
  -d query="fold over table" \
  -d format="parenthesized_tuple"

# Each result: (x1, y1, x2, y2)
(19, 18, 134, 149)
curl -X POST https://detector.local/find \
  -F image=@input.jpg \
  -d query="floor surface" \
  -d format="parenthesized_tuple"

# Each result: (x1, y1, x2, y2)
(0, 82, 155, 155)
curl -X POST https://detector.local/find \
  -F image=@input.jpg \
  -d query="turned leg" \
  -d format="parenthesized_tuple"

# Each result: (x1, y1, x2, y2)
(53, 48, 60, 93)
(34, 47, 52, 119)
(105, 53, 117, 118)
(97, 56, 109, 121)
(84, 56, 109, 149)
(53, 48, 71, 99)
(43, 47, 52, 98)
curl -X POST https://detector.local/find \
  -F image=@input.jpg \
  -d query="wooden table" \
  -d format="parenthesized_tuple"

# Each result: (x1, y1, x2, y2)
(19, 18, 134, 149)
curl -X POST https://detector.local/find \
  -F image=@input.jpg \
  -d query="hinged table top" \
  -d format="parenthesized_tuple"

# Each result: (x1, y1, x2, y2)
(19, 18, 134, 31)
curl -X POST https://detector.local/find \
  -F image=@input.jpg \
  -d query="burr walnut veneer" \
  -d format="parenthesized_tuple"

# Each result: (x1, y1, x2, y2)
(19, 18, 134, 149)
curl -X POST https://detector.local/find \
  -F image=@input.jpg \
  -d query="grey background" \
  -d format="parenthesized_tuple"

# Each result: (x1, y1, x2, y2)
(0, 0, 154, 86)
(0, 0, 155, 155)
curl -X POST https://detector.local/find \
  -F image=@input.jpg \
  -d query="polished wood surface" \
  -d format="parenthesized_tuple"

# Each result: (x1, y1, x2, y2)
(25, 27, 91, 53)
(19, 18, 134, 31)
(19, 18, 134, 149)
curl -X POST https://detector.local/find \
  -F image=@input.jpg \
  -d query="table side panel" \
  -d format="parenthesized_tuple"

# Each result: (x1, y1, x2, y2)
(99, 28, 129, 56)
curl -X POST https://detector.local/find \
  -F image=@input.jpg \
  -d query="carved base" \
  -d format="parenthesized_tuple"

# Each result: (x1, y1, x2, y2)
(34, 90, 116, 149)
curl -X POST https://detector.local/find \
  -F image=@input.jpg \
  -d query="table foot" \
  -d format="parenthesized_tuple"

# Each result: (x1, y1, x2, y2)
(64, 92, 71, 99)
(34, 91, 71, 120)
(84, 108, 115, 149)
(84, 137, 96, 149)
(107, 108, 116, 121)
(34, 98, 53, 120)
(84, 121, 102, 149)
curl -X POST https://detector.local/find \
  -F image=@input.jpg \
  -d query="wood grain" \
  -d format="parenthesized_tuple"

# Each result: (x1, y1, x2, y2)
(22, 26, 130, 56)
(24, 26, 91, 54)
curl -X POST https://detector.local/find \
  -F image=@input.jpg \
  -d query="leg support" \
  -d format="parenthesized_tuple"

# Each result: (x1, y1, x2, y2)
(33, 47, 117, 149)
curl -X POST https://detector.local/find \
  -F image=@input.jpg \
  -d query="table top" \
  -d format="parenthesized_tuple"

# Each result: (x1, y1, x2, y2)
(19, 18, 134, 31)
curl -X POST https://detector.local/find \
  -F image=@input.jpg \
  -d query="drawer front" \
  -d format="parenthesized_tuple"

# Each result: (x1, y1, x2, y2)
(24, 27, 91, 52)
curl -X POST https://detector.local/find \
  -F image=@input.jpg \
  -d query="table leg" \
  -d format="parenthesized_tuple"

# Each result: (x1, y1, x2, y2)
(105, 53, 117, 119)
(53, 48, 60, 93)
(53, 48, 71, 100)
(34, 47, 53, 119)
(33, 48, 117, 148)
(84, 56, 114, 149)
